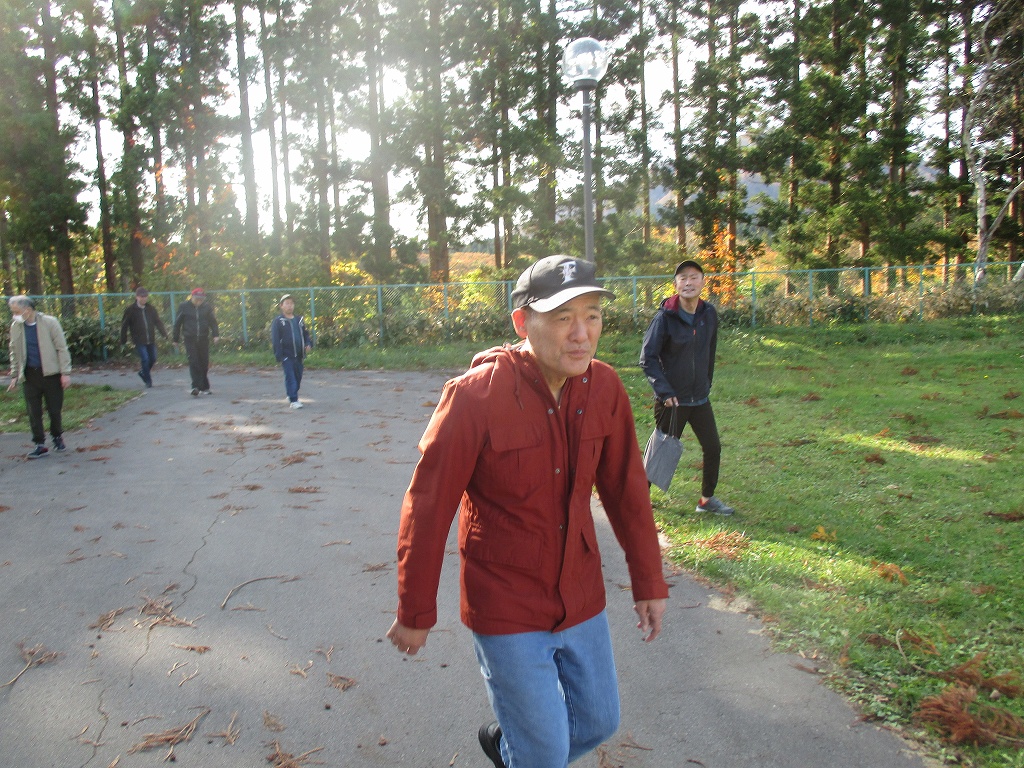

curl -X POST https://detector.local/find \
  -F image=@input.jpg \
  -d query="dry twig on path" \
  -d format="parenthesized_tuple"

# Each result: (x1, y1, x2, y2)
(127, 707, 210, 760)
(2, 642, 61, 688)
(207, 711, 240, 745)
(265, 740, 325, 767)
(220, 575, 298, 609)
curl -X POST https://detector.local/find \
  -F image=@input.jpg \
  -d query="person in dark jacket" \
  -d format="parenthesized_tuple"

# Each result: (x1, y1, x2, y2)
(172, 288, 220, 396)
(639, 260, 734, 515)
(271, 294, 312, 409)
(120, 287, 168, 388)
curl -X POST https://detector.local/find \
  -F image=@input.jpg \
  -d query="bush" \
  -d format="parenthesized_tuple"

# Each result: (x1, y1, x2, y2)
(60, 316, 120, 364)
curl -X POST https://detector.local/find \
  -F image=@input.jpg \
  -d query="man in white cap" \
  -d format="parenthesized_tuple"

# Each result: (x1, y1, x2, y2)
(387, 255, 668, 768)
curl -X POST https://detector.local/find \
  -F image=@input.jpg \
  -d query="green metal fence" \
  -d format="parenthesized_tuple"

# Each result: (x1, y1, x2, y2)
(10, 261, 1023, 352)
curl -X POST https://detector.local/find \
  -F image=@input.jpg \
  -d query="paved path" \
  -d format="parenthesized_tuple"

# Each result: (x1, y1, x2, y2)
(0, 366, 930, 767)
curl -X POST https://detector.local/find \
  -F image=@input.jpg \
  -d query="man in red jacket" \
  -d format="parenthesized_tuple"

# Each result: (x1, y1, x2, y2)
(387, 255, 669, 768)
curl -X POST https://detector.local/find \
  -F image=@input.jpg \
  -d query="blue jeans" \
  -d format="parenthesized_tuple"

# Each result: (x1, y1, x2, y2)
(473, 611, 620, 768)
(282, 357, 304, 402)
(136, 343, 157, 385)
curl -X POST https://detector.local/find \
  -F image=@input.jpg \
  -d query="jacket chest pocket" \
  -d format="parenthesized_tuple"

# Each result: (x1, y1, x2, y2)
(471, 422, 547, 495)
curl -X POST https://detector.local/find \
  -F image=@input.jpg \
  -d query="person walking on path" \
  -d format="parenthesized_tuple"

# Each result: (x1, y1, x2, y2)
(6, 295, 72, 459)
(172, 288, 219, 396)
(387, 255, 669, 768)
(640, 260, 734, 515)
(271, 294, 313, 409)
(119, 287, 168, 388)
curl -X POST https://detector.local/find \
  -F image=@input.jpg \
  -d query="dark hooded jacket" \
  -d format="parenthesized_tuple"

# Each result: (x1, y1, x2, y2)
(396, 344, 668, 636)
(639, 294, 718, 405)
(172, 300, 219, 342)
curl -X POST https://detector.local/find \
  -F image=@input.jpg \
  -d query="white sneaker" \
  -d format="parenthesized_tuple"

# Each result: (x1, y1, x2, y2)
(290, 401, 303, 409)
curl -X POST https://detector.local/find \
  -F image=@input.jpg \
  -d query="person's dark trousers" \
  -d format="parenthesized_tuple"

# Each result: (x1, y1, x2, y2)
(137, 343, 157, 386)
(282, 357, 303, 402)
(183, 336, 211, 391)
(22, 366, 64, 445)
(654, 400, 721, 498)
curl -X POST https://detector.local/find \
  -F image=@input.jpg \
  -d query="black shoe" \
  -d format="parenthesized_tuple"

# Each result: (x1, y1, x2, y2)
(52, 435, 66, 452)
(27, 445, 49, 459)
(478, 722, 505, 768)
(191, 388, 199, 397)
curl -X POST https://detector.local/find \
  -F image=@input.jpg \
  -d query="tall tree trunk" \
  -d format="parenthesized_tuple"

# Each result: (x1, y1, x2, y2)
(258, 0, 282, 255)
(639, 0, 652, 245)
(92, 72, 116, 291)
(534, 0, 558, 248)
(315, 84, 332, 276)
(146, 19, 168, 244)
(278, 65, 293, 253)
(365, 0, 392, 271)
(0, 206, 11, 295)
(671, 3, 686, 249)
(39, 1, 74, 296)
(112, 0, 145, 284)
(424, 0, 449, 283)
(234, 0, 260, 250)
(24, 246, 43, 296)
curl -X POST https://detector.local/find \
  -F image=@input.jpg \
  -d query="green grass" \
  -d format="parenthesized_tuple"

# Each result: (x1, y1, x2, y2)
(1, 383, 138, 435)
(604, 317, 1024, 768)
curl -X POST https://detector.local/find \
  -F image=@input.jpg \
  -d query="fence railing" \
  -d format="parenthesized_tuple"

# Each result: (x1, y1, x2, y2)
(12, 261, 1024, 351)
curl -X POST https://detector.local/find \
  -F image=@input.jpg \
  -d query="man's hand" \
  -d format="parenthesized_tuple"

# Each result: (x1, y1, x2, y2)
(60, 374, 70, 389)
(212, 336, 220, 343)
(663, 397, 679, 407)
(634, 598, 667, 642)
(387, 619, 430, 656)
(6, 376, 17, 392)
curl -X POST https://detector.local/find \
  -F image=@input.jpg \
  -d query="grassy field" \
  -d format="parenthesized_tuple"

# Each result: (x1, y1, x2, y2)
(607, 318, 1024, 768)
(4, 318, 1022, 765)
(0, 382, 138, 438)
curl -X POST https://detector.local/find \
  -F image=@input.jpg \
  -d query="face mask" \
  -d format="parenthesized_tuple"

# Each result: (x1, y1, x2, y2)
(12, 314, 25, 324)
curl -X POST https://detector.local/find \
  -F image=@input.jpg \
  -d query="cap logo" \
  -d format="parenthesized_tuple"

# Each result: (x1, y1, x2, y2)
(560, 261, 578, 283)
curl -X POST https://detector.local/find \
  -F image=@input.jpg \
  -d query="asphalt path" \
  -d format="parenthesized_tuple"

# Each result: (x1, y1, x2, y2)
(0, 364, 931, 767)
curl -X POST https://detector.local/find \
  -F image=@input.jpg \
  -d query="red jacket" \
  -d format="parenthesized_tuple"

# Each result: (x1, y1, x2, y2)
(396, 345, 668, 635)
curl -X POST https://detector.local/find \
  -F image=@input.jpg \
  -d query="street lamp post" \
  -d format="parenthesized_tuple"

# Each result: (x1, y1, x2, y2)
(562, 37, 609, 264)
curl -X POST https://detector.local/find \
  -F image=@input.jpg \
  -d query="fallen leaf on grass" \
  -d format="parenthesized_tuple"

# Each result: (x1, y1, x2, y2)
(743, 396, 761, 406)
(988, 410, 1024, 420)
(914, 686, 1024, 745)
(872, 561, 908, 584)
(984, 511, 1024, 522)
(810, 525, 837, 542)
(682, 531, 750, 560)
(901, 367, 919, 376)
(265, 740, 324, 767)
(1003, 391, 1021, 400)
(864, 453, 886, 464)
(127, 707, 210, 759)
(921, 392, 942, 401)
(980, 453, 999, 462)
(327, 673, 357, 691)
(898, 628, 938, 655)
(934, 653, 1024, 698)
(864, 633, 898, 649)
(801, 392, 821, 402)
(908, 435, 942, 444)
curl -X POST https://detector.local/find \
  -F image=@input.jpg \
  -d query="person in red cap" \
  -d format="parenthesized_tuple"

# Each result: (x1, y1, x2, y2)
(388, 255, 668, 768)
(172, 288, 219, 396)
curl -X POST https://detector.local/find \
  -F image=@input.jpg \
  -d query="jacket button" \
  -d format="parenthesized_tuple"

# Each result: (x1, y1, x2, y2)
(548, 408, 554, 415)
(554, 468, 561, 474)
(576, 409, 583, 415)
(582, 377, 588, 383)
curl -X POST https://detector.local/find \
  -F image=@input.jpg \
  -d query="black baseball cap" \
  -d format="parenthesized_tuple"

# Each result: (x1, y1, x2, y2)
(675, 260, 704, 275)
(511, 255, 615, 313)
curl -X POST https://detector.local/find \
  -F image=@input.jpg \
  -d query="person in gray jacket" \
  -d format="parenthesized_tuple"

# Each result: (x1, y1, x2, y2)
(120, 287, 168, 388)
(6, 295, 72, 459)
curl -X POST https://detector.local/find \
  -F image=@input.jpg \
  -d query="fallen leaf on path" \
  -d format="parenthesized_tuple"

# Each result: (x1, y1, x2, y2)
(171, 644, 211, 654)
(327, 673, 356, 691)
(265, 740, 324, 767)
(206, 711, 240, 745)
(128, 707, 209, 759)
(263, 711, 286, 732)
